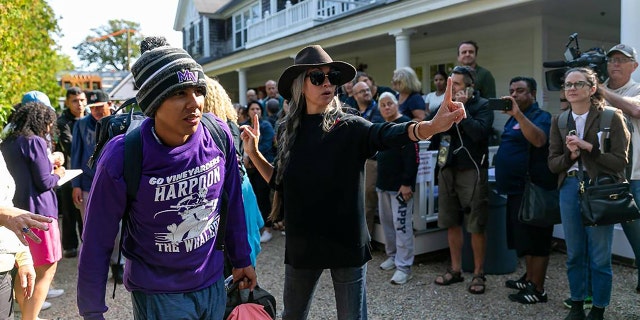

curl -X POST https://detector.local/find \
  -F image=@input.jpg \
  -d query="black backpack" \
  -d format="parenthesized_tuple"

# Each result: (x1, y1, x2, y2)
(92, 98, 233, 297)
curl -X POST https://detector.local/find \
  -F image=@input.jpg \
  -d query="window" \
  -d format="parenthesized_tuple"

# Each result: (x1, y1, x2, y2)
(233, 4, 260, 50)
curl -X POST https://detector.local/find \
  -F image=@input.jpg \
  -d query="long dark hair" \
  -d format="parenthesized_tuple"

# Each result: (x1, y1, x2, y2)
(4, 102, 58, 141)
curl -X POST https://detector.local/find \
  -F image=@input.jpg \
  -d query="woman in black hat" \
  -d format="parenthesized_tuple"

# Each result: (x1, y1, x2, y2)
(241, 45, 464, 319)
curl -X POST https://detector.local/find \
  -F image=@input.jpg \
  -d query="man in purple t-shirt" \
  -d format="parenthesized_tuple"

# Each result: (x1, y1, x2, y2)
(77, 37, 256, 320)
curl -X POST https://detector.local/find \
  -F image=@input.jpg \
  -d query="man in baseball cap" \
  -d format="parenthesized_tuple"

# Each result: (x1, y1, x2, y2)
(599, 43, 640, 298)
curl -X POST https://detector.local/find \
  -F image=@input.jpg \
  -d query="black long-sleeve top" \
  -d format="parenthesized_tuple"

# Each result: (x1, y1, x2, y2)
(376, 115, 418, 191)
(427, 93, 494, 169)
(270, 112, 413, 268)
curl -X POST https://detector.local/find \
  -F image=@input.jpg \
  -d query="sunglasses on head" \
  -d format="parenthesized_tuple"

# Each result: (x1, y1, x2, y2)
(452, 66, 473, 76)
(306, 69, 342, 86)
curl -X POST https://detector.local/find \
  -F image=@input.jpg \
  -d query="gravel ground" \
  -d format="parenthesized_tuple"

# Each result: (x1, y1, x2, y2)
(25, 231, 640, 320)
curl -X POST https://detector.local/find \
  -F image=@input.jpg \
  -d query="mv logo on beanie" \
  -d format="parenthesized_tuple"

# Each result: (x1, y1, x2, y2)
(177, 70, 198, 83)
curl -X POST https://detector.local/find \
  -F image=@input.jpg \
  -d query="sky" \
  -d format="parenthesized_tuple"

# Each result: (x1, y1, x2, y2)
(47, 0, 183, 68)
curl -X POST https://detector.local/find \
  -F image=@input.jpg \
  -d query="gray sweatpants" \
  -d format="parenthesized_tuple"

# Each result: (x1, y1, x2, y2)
(377, 189, 415, 273)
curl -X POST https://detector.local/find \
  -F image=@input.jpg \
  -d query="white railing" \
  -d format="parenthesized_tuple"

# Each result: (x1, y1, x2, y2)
(246, 0, 375, 48)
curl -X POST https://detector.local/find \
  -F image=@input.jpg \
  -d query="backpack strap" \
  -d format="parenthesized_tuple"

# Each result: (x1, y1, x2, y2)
(557, 109, 570, 139)
(200, 113, 230, 251)
(599, 106, 615, 131)
(111, 125, 142, 298)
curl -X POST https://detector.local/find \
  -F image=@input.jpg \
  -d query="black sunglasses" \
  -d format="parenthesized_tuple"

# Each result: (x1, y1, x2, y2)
(306, 69, 342, 86)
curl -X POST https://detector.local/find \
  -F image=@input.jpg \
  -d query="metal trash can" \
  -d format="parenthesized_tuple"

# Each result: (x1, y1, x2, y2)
(461, 179, 517, 275)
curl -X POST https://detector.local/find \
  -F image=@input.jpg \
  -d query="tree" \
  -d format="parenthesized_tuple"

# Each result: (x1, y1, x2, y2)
(0, 0, 67, 125)
(74, 19, 143, 71)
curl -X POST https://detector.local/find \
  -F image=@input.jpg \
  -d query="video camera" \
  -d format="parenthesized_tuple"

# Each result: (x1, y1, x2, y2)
(543, 33, 608, 91)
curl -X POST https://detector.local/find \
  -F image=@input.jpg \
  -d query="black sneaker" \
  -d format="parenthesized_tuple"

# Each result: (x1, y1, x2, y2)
(565, 301, 586, 320)
(505, 273, 527, 290)
(585, 306, 604, 320)
(508, 282, 548, 304)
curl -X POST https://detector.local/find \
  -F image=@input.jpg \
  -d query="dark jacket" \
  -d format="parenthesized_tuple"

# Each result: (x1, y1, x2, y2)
(56, 109, 80, 169)
(427, 92, 494, 169)
(548, 105, 630, 188)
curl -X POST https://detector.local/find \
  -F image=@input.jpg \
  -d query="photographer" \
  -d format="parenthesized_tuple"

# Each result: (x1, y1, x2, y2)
(494, 77, 554, 304)
(599, 44, 640, 294)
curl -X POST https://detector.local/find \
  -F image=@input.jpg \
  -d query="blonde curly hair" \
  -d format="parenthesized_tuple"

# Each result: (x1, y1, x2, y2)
(203, 76, 238, 124)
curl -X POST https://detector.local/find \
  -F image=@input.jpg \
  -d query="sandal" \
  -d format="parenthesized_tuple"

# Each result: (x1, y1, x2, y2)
(468, 273, 486, 294)
(434, 267, 464, 286)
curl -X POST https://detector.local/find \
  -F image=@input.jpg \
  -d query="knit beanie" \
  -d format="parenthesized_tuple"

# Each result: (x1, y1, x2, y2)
(131, 36, 207, 116)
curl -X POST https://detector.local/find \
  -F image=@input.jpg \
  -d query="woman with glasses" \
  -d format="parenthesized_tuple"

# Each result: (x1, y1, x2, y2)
(241, 45, 464, 319)
(393, 67, 427, 121)
(548, 67, 630, 320)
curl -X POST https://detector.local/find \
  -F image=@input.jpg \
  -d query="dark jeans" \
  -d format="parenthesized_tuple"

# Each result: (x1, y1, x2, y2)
(57, 183, 82, 250)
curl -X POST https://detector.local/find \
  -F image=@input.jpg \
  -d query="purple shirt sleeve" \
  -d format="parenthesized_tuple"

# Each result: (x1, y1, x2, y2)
(76, 136, 127, 320)
(24, 137, 60, 191)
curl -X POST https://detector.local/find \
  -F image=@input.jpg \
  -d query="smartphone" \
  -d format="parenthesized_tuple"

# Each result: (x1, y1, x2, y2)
(395, 193, 406, 205)
(465, 87, 474, 97)
(488, 98, 512, 111)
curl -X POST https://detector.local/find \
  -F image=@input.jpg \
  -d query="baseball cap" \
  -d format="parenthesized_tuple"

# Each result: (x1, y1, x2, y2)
(21, 91, 54, 109)
(86, 90, 109, 107)
(607, 44, 637, 60)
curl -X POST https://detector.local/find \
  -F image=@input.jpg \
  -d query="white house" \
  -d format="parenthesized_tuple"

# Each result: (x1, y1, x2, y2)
(174, 0, 640, 259)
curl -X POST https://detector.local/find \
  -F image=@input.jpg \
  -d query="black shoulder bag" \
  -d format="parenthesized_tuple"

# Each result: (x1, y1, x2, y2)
(518, 146, 561, 227)
(577, 147, 640, 226)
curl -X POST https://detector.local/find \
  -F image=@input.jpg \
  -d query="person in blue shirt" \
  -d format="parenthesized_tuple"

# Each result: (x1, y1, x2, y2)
(494, 77, 554, 304)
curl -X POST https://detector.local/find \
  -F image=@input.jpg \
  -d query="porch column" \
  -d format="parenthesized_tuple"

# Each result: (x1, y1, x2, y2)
(621, 0, 640, 81)
(389, 29, 416, 69)
(238, 68, 247, 106)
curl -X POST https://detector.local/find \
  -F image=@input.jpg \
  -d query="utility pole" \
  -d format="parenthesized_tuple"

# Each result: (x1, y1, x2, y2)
(88, 28, 136, 71)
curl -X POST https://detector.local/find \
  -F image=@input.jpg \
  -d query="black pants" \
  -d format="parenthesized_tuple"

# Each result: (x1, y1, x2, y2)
(57, 183, 83, 250)
(247, 169, 272, 228)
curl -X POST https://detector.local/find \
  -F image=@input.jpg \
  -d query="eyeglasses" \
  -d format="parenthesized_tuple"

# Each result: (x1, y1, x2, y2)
(562, 81, 590, 90)
(607, 57, 635, 64)
(306, 70, 342, 86)
(355, 88, 371, 95)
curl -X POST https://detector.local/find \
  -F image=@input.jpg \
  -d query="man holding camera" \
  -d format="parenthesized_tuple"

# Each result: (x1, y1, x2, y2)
(494, 77, 555, 304)
(599, 43, 640, 294)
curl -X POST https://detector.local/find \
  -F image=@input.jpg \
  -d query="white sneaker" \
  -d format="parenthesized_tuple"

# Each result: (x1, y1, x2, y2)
(379, 257, 396, 270)
(41, 301, 52, 310)
(260, 230, 273, 243)
(47, 288, 64, 299)
(390, 270, 412, 285)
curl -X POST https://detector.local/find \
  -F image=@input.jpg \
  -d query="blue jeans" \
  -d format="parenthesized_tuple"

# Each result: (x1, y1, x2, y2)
(625, 180, 640, 288)
(131, 277, 225, 320)
(282, 264, 367, 320)
(560, 176, 614, 308)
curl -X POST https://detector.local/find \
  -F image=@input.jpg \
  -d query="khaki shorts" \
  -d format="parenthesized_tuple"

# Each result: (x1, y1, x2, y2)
(437, 167, 489, 233)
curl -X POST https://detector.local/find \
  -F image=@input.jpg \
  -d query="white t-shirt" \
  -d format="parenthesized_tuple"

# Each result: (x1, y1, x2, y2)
(424, 92, 445, 114)
(604, 78, 640, 179)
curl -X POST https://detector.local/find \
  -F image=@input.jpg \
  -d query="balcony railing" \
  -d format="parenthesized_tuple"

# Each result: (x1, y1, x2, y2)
(246, 0, 376, 48)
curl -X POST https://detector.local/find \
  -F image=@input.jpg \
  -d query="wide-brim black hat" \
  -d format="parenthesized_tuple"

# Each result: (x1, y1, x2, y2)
(277, 45, 356, 101)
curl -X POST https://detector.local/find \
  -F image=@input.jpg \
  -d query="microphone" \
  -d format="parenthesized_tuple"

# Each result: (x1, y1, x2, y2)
(569, 33, 578, 39)
(543, 60, 568, 68)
